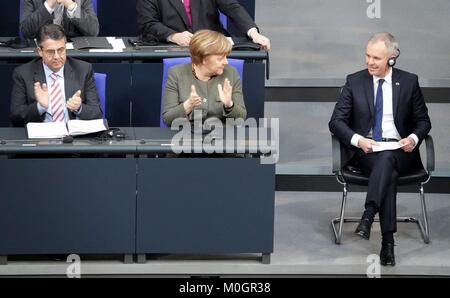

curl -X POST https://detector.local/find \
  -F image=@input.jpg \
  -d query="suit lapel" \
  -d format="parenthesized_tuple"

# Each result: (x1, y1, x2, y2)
(190, 0, 201, 29)
(64, 60, 75, 104)
(169, 0, 190, 28)
(364, 71, 374, 118)
(392, 68, 401, 119)
(33, 59, 46, 85)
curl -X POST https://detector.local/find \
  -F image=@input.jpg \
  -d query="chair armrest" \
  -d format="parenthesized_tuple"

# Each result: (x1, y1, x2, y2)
(424, 135, 435, 172)
(331, 134, 341, 173)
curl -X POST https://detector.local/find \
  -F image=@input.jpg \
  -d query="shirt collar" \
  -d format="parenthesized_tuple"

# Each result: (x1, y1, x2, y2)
(373, 67, 392, 86)
(43, 63, 64, 80)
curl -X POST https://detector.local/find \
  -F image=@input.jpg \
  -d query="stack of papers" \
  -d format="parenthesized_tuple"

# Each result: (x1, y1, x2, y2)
(26, 119, 107, 139)
(372, 141, 405, 152)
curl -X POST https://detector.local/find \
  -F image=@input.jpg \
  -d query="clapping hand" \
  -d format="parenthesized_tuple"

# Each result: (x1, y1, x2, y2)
(66, 90, 82, 112)
(183, 85, 203, 114)
(217, 78, 233, 108)
(34, 82, 49, 109)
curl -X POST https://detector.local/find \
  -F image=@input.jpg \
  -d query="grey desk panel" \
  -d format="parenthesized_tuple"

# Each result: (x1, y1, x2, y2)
(0, 158, 136, 254)
(0, 127, 137, 155)
(136, 158, 275, 254)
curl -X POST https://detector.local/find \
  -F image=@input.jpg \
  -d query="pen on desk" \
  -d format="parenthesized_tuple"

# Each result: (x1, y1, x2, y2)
(154, 50, 168, 52)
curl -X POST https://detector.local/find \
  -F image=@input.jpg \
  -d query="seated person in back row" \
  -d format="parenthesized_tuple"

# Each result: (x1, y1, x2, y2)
(136, 0, 270, 50)
(10, 24, 103, 127)
(20, 0, 99, 39)
(163, 29, 247, 127)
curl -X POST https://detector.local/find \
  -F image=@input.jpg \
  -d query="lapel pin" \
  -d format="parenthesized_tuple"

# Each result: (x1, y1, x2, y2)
(395, 82, 400, 86)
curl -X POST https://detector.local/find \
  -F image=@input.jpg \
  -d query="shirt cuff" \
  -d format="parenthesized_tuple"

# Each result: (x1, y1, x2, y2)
(74, 105, 83, 116)
(247, 27, 258, 39)
(351, 133, 363, 148)
(44, 1, 55, 14)
(66, 3, 78, 18)
(37, 102, 47, 115)
(408, 133, 419, 148)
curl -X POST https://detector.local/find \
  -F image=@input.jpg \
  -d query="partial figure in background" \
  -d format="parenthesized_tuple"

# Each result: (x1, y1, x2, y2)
(163, 29, 246, 127)
(20, 0, 99, 39)
(10, 24, 102, 126)
(329, 32, 431, 266)
(136, 0, 270, 50)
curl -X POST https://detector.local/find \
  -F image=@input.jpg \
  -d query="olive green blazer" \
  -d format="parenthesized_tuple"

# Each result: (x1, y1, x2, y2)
(162, 63, 247, 127)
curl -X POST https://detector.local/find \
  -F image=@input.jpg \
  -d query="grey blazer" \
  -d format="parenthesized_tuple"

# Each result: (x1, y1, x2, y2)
(163, 63, 247, 127)
(10, 57, 103, 127)
(20, 0, 99, 39)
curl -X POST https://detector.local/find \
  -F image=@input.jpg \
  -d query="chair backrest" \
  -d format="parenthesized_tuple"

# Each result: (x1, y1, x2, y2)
(160, 57, 244, 128)
(219, 12, 228, 30)
(94, 72, 107, 118)
(91, 0, 98, 14)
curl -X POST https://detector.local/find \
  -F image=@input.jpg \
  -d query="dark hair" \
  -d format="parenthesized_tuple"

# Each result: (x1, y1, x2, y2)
(37, 24, 67, 47)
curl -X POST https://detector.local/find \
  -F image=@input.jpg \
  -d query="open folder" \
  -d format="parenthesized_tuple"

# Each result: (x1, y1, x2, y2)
(26, 119, 108, 139)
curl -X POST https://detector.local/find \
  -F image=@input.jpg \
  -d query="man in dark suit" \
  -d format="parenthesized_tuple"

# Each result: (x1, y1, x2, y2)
(136, 0, 270, 50)
(329, 32, 431, 266)
(10, 24, 102, 127)
(20, 0, 99, 39)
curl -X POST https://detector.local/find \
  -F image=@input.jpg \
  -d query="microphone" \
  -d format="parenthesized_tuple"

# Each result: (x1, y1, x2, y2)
(62, 135, 74, 143)
(0, 139, 6, 145)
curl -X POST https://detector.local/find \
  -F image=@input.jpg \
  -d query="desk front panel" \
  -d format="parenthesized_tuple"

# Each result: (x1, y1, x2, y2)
(136, 157, 275, 254)
(0, 158, 136, 254)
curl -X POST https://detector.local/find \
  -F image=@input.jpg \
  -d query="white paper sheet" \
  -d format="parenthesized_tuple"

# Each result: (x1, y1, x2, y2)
(26, 122, 68, 139)
(67, 119, 107, 136)
(372, 141, 405, 152)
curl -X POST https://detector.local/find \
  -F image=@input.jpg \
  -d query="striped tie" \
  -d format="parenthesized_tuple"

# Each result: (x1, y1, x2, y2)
(50, 73, 65, 122)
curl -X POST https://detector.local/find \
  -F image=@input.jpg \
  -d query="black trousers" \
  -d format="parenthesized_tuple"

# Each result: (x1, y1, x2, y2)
(354, 149, 419, 234)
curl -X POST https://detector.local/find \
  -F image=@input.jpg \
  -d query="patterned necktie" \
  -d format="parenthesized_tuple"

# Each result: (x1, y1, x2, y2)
(183, 0, 192, 28)
(50, 73, 65, 122)
(372, 79, 384, 141)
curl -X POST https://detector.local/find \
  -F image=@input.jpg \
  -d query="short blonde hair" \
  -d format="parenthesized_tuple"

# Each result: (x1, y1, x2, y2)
(189, 30, 232, 65)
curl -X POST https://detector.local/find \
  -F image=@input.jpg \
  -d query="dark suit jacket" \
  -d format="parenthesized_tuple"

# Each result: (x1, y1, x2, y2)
(20, 0, 99, 39)
(329, 68, 431, 166)
(10, 56, 103, 127)
(136, 0, 257, 42)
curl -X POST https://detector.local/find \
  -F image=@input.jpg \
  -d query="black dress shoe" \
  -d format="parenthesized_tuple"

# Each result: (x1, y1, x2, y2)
(380, 242, 396, 266)
(355, 218, 372, 240)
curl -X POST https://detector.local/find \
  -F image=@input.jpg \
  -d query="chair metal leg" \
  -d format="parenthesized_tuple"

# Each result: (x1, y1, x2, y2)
(419, 184, 430, 243)
(331, 184, 348, 244)
(331, 183, 431, 245)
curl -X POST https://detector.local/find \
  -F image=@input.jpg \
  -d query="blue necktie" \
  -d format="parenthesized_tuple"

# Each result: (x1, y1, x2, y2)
(372, 79, 384, 141)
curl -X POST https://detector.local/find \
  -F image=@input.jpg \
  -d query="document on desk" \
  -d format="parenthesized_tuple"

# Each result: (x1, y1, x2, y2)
(89, 37, 126, 52)
(26, 119, 107, 139)
(372, 141, 405, 152)
(26, 122, 69, 139)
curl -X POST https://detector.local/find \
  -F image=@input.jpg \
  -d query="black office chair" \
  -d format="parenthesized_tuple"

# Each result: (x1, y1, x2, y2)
(330, 134, 434, 244)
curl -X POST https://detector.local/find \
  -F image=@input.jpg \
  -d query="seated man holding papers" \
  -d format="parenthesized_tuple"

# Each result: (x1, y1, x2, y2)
(10, 24, 103, 128)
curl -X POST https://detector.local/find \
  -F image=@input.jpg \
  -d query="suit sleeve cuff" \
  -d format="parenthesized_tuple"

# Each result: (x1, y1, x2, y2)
(408, 133, 419, 148)
(351, 134, 362, 148)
